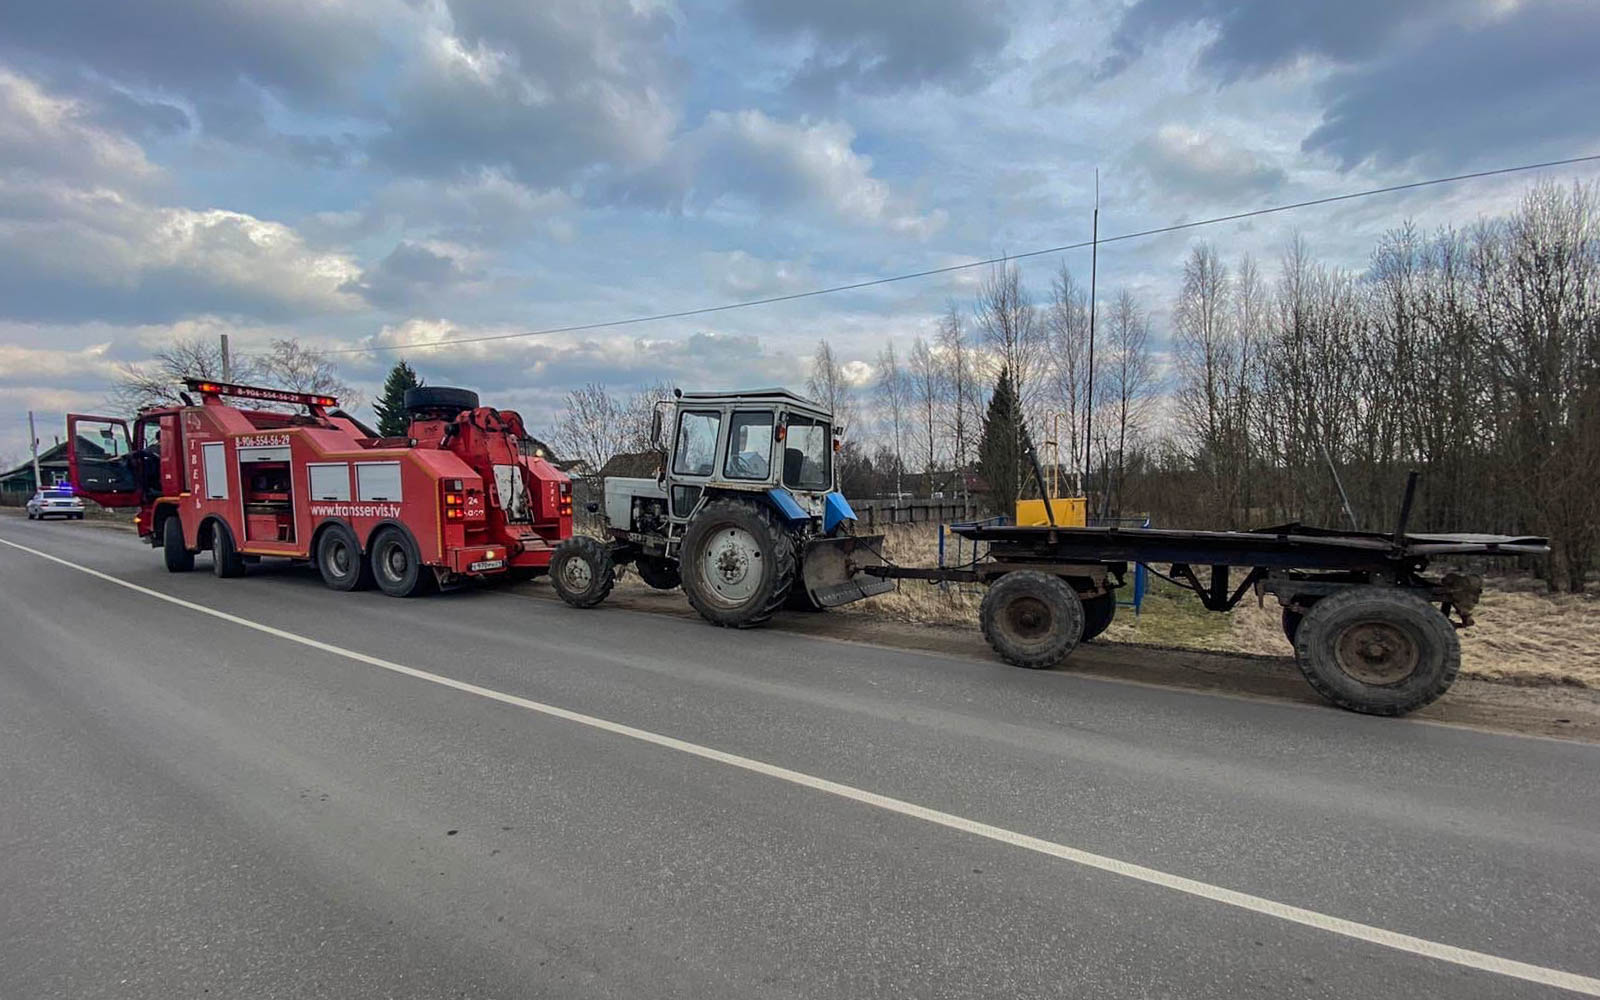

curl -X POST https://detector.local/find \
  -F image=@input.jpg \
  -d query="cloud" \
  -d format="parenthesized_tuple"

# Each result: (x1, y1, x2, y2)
(1130, 125, 1285, 199)
(0, 179, 363, 324)
(1302, 2, 1600, 168)
(701, 251, 812, 298)
(345, 241, 486, 309)
(0, 0, 399, 119)
(614, 109, 945, 236)
(737, 0, 1011, 97)
(369, 2, 680, 186)
(0, 68, 155, 184)
(1104, 0, 1463, 80)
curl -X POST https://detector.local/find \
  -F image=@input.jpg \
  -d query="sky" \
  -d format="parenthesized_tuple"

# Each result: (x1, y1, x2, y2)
(1, 0, 1598, 465)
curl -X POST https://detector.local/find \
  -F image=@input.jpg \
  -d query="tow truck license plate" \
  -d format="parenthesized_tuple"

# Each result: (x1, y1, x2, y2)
(469, 559, 505, 572)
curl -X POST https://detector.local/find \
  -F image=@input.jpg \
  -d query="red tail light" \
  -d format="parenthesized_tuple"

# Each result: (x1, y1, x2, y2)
(558, 481, 572, 517)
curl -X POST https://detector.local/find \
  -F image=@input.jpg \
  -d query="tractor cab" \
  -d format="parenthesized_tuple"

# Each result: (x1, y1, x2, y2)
(560, 387, 890, 629)
(645, 389, 847, 528)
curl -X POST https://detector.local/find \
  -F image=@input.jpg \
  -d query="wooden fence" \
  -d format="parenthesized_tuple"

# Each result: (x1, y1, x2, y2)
(853, 500, 979, 527)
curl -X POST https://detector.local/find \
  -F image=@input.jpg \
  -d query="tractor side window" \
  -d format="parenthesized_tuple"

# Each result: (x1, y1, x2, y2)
(782, 416, 831, 491)
(723, 411, 773, 481)
(673, 410, 720, 477)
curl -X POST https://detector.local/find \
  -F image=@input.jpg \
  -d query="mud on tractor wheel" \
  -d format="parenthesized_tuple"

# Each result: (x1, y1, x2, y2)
(679, 499, 795, 628)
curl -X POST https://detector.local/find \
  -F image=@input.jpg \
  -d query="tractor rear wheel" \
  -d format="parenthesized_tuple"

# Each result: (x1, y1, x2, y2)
(980, 571, 1085, 669)
(370, 525, 431, 597)
(550, 536, 615, 607)
(633, 555, 680, 591)
(680, 499, 795, 628)
(1293, 586, 1458, 715)
(162, 515, 194, 573)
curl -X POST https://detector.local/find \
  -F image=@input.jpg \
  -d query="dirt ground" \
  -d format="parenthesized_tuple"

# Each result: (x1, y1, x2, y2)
(14, 509, 1598, 742)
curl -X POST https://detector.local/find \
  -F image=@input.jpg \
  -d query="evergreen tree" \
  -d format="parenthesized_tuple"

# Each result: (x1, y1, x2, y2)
(373, 360, 423, 437)
(977, 366, 1034, 515)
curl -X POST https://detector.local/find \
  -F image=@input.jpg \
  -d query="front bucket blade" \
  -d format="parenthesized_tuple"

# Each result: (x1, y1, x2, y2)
(801, 535, 894, 607)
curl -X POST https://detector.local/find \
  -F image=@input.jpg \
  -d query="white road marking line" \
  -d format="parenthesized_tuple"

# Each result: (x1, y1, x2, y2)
(4, 534, 1597, 997)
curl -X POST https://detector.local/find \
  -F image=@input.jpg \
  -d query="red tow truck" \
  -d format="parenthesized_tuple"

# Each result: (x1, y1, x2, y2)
(67, 380, 572, 596)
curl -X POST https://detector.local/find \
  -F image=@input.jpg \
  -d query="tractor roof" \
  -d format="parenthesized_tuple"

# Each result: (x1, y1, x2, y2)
(677, 388, 828, 412)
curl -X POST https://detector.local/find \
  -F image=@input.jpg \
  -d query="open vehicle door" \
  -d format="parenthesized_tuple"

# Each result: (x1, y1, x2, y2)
(66, 414, 140, 508)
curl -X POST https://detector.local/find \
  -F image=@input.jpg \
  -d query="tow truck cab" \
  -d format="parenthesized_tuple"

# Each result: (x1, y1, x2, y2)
(67, 380, 571, 595)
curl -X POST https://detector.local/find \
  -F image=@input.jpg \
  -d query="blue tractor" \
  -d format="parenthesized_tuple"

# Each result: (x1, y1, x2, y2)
(549, 388, 890, 628)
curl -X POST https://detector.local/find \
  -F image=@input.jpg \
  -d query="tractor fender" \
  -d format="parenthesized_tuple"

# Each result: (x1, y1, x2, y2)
(765, 487, 809, 523)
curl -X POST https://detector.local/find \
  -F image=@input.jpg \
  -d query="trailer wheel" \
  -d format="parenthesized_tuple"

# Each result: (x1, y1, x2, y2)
(162, 515, 194, 573)
(679, 499, 795, 628)
(1294, 587, 1459, 715)
(1281, 607, 1304, 645)
(369, 525, 431, 598)
(1079, 591, 1116, 642)
(316, 523, 371, 592)
(550, 536, 615, 608)
(980, 571, 1085, 670)
(633, 555, 680, 591)
(209, 521, 245, 578)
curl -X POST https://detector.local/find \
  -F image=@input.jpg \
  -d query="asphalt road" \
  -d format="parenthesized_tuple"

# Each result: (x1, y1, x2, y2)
(3, 516, 1598, 999)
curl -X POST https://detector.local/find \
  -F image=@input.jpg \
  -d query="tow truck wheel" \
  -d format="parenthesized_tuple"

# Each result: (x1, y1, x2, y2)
(1294, 586, 1459, 715)
(980, 571, 1085, 669)
(550, 536, 615, 607)
(369, 525, 430, 598)
(162, 516, 194, 573)
(316, 523, 372, 592)
(633, 555, 680, 591)
(209, 521, 246, 578)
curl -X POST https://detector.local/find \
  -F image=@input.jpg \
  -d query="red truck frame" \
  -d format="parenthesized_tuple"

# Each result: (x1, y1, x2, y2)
(67, 379, 571, 596)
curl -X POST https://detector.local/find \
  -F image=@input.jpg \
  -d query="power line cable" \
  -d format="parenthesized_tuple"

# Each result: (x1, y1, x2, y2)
(270, 153, 1600, 359)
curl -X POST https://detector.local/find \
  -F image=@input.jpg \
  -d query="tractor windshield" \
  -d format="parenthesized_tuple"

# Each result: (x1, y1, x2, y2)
(782, 415, 830, 491)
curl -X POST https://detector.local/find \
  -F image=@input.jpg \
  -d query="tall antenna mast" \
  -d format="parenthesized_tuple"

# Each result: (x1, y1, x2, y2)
(1084, 169, 1099, 511)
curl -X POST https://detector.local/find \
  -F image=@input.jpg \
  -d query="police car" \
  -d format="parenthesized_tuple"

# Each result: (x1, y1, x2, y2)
(25, 486, 86, 520)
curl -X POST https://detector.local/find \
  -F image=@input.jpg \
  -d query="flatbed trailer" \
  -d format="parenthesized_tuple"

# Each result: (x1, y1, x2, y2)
(861, 480, 1547, 716)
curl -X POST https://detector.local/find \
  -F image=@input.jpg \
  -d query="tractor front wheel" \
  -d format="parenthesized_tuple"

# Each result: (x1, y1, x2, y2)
(680, 499, 795, 628)
(550, 536, 616, 607)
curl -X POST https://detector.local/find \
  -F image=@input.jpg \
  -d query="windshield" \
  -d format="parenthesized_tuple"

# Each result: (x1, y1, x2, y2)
(781, 415, 831, 491)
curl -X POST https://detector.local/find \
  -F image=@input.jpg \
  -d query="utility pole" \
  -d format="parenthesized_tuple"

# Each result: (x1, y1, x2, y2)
(28, 409, 42, 491)
(220, 333, 232, 382)
(1083, 169, 1099, 513)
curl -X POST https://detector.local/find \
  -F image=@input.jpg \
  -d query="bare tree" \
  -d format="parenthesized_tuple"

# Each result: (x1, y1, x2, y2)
(936, 303, 979, 510)
(258, 339, 362, 411)
(1104, 289, 1157, 514)
(806, 338, 857, 432)
(907, 335, 941, 494)
(1046, 262, 1091, 490)
(1172, 244, 1236, 520)
(554, 383, 631, 480)
(109, 336, 255, 413)
(621, 379, 676, 453)
(874, 340, 908, 497)
(973, 262, 1048, 414)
